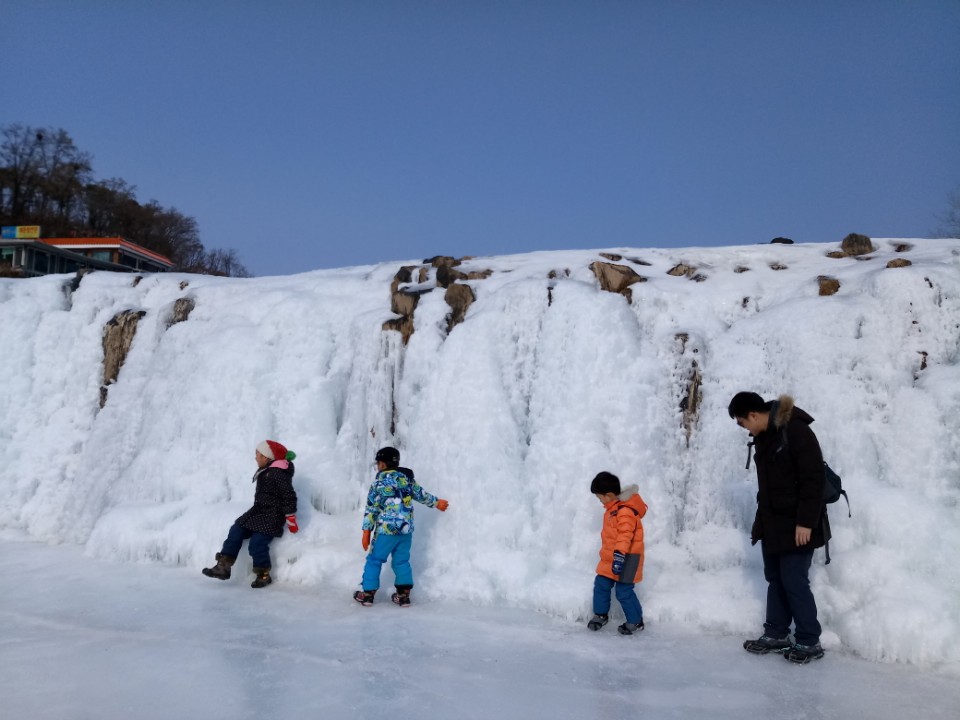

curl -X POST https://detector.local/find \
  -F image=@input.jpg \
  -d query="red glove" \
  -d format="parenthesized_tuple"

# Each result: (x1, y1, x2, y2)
(362, 530, 371, 551)
(436, 499, 449, 512)
(285, 515, 299, 533)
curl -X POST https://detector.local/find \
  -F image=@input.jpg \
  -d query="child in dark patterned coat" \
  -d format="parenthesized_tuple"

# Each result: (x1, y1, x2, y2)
(202, 440, 298, 588)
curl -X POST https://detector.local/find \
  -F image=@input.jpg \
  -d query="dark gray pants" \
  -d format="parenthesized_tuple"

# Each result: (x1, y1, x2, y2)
(761, 545, 821, 646)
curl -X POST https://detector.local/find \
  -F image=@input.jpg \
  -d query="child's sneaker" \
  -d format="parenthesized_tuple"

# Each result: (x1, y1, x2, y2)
(617, 621, 644, 635)
(587, 614, 609, 631)
(353, 590, 376, 606)
(743, 634, 792, 654)
(391, 591, 411, 607)
(784, 642, 824, 664)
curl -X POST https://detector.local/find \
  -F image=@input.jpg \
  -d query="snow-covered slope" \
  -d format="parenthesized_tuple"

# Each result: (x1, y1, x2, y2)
(1, 238, 958, 667)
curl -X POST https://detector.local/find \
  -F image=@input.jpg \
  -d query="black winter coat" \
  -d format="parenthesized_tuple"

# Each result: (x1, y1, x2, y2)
(236, 461, 297, 537)
(750, 396, 831, 554)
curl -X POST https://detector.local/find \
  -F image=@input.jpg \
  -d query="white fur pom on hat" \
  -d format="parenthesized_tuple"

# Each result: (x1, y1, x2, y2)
(257, 440, 291, 461)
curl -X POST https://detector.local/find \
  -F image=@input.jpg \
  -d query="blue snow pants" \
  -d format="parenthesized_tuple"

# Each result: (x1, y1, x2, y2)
(362, 533, 413, 591)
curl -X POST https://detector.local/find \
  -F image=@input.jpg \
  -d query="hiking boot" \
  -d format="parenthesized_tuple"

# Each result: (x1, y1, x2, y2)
(784, 643, 824, 664)
(250, 567, 272, 588)
(743, 634, 792, 654)
(391, 590, 411, 607)
(587, 614, 609, 631)
(201, 553, 235, 580)
(353, 590, 376, 606)
(617, 621, 644, 636)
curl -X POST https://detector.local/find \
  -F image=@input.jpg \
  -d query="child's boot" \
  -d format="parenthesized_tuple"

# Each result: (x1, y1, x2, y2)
(617, 621, 644, 635)
(251, 567, 272, 588)
(391, 585, 412, 607)
(202, 553, 235, 580)
(587, 614, 609, 631)
(353, 589, 376, 606)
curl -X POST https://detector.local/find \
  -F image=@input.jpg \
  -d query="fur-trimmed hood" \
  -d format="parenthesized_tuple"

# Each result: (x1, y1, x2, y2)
(609, 484, 648, 519)
(769, 394, 815, 430)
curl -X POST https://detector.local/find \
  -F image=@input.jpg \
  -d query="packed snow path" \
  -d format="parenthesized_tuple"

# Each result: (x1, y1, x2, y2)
(2, 538, 957, 720)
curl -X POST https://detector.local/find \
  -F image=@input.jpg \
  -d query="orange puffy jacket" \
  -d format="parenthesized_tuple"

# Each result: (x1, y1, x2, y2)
(595, 485, 648, 583)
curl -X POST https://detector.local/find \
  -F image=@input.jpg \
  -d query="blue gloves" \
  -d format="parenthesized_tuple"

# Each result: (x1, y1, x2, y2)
(612, 551, 625, 576)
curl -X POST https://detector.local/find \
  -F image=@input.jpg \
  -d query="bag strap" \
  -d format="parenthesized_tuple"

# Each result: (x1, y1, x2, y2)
(839, 488, 851, 517)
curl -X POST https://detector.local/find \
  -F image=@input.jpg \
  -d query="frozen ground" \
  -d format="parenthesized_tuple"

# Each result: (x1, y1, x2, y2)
(3, 536, 958, 720)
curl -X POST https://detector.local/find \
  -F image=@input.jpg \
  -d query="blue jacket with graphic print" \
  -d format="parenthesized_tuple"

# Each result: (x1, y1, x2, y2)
(362, 468, 440, 535)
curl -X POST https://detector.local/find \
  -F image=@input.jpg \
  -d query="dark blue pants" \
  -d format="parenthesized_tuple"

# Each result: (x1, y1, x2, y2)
(762, 545, 821, 645)
(593, 575, 643, 625)
(221, 523, 274, 568)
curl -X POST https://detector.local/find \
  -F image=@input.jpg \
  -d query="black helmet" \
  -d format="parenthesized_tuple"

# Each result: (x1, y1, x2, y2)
(375, 446, 400, 469)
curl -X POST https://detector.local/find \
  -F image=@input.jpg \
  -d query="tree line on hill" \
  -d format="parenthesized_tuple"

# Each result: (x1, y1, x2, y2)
(0, 123, 249, 277)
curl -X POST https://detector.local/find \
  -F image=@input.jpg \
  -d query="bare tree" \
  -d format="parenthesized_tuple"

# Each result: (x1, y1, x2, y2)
(198, 248, 251, 277)
(38, 129, 93, 228)
(1, 123, 251, 276)
(0, 123, 46, 220)
(933, 189, 960, 238)
(83, 178, 140, 235)
(135, 201, 206, 270)
(0, 125, 92, 230)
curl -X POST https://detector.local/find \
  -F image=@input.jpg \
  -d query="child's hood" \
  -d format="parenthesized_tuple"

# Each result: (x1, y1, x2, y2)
(618, 484, 648, 517)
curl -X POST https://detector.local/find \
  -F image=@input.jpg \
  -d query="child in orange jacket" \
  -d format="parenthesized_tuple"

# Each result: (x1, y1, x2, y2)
(588, 471, 648, 635)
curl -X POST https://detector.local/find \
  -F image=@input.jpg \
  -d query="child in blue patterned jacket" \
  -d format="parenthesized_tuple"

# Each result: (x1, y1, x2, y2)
(353, 446, 449, 607)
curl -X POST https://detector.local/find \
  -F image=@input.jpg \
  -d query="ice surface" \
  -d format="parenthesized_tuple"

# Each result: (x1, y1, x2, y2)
(2, 537, 958, 720)
(1, 239, 959, 672)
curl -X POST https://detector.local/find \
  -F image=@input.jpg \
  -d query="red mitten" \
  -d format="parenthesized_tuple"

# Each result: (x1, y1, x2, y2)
(436, 499, 449, 512)
(362, 530, 371, 551)
(285, 515, 299, 533)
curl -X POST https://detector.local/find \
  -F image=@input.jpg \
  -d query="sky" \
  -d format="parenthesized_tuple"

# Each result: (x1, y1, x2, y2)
(2, 238, 959, 670)
(2, 1, 959, 276)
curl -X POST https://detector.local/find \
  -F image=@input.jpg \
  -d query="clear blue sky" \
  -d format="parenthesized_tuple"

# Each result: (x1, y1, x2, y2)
(3, 1, 958, 277)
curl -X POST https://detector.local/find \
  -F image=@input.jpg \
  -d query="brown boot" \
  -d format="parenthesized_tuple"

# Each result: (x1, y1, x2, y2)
(251, 567, 272, 588)
(202, 553, 235, 580)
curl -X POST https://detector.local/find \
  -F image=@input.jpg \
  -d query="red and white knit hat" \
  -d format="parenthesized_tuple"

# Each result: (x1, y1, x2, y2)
(256, 440, 289, 461)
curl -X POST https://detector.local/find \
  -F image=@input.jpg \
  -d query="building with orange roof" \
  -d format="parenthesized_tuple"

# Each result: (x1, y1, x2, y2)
(0, 229, 174, 277)
(41, 237, 174, 272)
